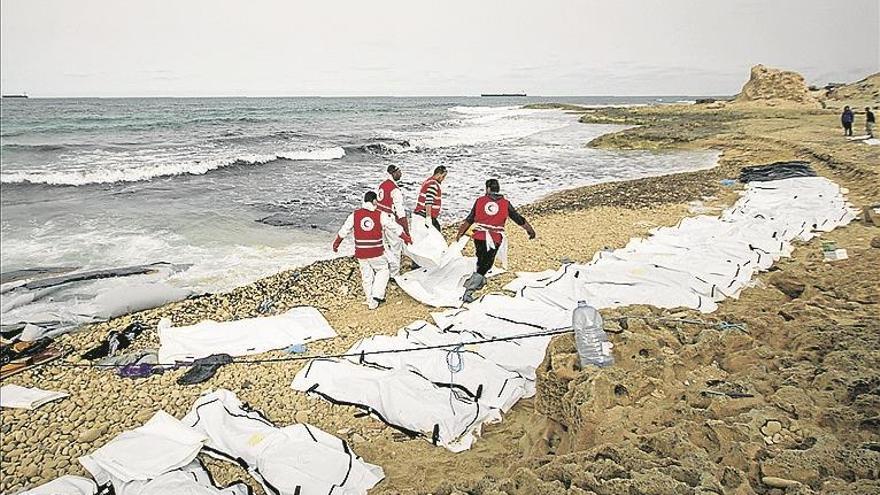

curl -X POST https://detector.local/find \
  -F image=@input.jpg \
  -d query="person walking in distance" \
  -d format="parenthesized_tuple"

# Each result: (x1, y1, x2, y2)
(456, 179, 536, 303)
(376, 165, 410, 277)
(841, 106, 854, 136)
(333, 191, 412, 309)
(413, 165, 448, 231)
(865, 107, 876, 138)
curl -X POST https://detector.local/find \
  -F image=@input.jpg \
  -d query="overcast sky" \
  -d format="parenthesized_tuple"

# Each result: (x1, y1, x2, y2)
(1, 0, 878, 97)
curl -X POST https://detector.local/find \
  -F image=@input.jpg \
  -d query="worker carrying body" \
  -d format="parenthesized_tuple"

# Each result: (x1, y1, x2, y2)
(413, 165, 447, 231)
(376, 164, 410, 277)
(333, 191, 412, 309)
(456, 178, 536, 303)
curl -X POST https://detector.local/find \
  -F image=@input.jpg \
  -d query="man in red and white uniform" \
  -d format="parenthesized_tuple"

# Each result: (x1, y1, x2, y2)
(413, 165, 447, 231)
(376, 165, 409, 277)
(334, 191, 412, 309)
(456, 179, 536, 303)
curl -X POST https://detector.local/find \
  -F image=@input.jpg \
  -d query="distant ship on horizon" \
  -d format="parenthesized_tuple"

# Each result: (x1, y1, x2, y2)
(2, 93, 28, 99)
(480, 93, 526, 97)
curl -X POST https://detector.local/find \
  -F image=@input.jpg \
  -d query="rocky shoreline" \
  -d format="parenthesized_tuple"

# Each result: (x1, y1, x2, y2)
(2, 80, 879, 494)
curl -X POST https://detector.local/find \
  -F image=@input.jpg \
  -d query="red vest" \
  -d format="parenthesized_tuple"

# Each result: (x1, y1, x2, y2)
(376, 179, 397, 214)
(414, 177, 442, 218)
(472, 195, 509, 244)
(353, 208, 384, 259)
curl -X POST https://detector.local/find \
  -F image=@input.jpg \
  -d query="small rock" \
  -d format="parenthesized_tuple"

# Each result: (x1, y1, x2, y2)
(871, 236, 880, 249)
(134, 410, 154, 423)
(22, 464, 39, 478)
(337, 428, 352, 436)
(772, 433, 784, 443)
(294, 411, 310, 423)
(762, 420, 783, 435)
(762, 476, 801, 489)
(78, 426, 107, 443)
(764, 436, 774, 445)
(352, 433, 367, 443)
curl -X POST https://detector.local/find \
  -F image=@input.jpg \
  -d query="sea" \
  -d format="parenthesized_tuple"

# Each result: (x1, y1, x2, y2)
(0, 96, 719, 298)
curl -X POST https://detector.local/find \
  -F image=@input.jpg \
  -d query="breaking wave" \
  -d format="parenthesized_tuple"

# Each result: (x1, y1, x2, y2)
(0, 147, 345, 186)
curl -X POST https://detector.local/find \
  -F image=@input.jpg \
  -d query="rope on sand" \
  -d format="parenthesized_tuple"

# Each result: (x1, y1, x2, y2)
(34, 316, 747, 370)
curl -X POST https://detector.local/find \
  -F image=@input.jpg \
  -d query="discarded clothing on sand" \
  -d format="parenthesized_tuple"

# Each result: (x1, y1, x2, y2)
(177, 353, 233, 385)
(183, 389, 384, 495)
(0, 384, 68, 410)
(118, 363, 163, 379)
(82, 322, 148, 360)
(96, 348, 158, 367)
(158, 306, 336, 363)
(293, 358, 500, 452)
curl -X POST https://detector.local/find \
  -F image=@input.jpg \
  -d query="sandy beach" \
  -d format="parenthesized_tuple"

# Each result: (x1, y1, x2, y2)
(2, 69, 879, 494)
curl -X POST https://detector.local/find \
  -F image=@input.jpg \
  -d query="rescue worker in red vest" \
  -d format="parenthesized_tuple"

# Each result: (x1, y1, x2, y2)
(413, 165, 447, 231)
(333, 191, 412, 309)
(456, 178, 536, 303)
(376, 164, 410, 277)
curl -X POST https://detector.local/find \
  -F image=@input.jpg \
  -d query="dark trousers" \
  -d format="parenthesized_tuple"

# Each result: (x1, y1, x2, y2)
(844, 123, 853, 136)
(473, 239, 498, 276)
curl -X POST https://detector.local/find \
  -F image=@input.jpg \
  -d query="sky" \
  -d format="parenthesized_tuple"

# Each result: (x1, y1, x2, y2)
(1, 0, 878, 97)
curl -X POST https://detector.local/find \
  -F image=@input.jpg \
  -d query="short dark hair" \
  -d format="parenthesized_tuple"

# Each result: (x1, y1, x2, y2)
(434, 165, 447, 175)
(387, 165, 399, 174)
(485, 179, 500, 193)
(364, 191, 378, 203)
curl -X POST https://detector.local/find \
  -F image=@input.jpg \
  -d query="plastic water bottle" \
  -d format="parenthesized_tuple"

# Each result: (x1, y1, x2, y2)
(572, 301, 614, 368)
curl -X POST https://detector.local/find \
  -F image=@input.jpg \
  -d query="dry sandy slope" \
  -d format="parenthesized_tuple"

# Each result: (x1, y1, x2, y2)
(1, 101, 879, 495)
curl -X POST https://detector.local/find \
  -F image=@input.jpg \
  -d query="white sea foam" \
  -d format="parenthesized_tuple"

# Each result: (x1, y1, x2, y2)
(0, 147, 345, 186)
(394, 107, 573, 150)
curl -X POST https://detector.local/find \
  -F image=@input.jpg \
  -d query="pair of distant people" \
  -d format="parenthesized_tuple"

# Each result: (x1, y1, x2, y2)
(841, 106, 875, 138)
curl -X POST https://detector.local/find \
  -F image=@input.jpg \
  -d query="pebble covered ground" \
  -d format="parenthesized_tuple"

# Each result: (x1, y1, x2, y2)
(2, 100, 879, 494)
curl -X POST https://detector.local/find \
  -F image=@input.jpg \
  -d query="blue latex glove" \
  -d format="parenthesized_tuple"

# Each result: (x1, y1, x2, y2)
(285, 343, 308, 354)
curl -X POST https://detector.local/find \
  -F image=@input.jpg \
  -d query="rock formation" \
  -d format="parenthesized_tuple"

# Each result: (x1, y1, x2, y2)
(734, 64, 820, 107)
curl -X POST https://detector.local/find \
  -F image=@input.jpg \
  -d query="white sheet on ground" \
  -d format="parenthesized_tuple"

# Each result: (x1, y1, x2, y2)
(158, 306, 336, 363)
(91, 460, 251, 495)
(396, 237, 505, 308)
(345, 329, 530, 412)
(79, 411, 206, 484)
(294, 176, 855, 453)
(183, 389, 383, 495)
(399, 321, 544, 390)
(293, 358, 501, 452)
(122, 461, 250, 495)
(20, 476, 97, 495)
(0, 384, 68, 410)
(509, 177, 855, 313)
